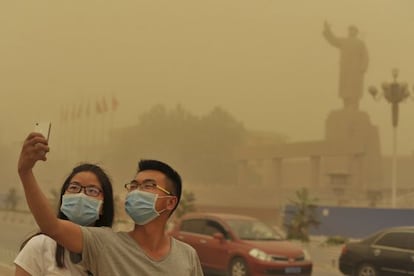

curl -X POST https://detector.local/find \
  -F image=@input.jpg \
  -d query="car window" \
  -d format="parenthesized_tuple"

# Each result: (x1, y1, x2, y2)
(226, 219, 283, 241)
(180, 218, 205, 235)
(204, 219, 228, 238)
(407, 233, 414, 250)
(375, 231, 414, 250)
(180, 218, 230, 239)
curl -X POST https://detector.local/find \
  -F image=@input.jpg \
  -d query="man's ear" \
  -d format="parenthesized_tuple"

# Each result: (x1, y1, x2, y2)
(167, 197, 178, 211)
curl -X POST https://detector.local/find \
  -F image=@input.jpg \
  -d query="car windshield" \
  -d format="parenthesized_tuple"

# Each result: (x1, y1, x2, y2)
(226, 219, 284, 241)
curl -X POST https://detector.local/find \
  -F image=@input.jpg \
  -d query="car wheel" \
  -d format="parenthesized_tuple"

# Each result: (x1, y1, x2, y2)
(228, 257, 249, 276)
(355, 263, 378, 276)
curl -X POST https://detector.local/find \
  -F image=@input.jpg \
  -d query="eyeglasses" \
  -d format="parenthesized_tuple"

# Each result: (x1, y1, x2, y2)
(124, 180, 172, 195)
(66, 182, 102, 197)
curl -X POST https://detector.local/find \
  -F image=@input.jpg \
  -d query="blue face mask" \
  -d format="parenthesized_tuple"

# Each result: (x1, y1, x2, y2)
(60, 193, 103, 226)
(125, 190, 168, 225)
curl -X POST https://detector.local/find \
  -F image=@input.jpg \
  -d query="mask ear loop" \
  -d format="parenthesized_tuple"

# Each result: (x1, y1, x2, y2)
(99, 200, 104, 215)
(157, 195, 176, 214)
(166, 196, 178, 212)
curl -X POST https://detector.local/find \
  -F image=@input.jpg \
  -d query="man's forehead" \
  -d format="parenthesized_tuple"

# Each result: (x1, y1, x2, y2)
(135, 170, 166, 182)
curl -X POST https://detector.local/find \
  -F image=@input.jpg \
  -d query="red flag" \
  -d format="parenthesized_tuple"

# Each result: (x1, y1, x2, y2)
(85, 101, 90, 117)
(63, 106, 69, 122)
(102, 97, 108, 113)
(71, 104, 77, 120)
(112, 96, 119, 111)
(77, 104, 83, 119)
(60, 106, 65, 122)
(96, 101, 102, 114)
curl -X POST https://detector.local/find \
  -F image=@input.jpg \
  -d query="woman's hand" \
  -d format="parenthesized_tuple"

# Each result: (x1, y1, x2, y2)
(18, 133, 50, 174)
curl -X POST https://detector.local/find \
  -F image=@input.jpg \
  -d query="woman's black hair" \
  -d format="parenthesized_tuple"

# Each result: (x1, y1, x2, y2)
(19, 163, 114, 268)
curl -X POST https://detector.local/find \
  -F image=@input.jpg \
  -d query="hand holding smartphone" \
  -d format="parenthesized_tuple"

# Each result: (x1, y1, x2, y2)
(34, 122, 52, 142)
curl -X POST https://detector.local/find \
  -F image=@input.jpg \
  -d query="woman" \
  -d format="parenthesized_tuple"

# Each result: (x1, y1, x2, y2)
(14, 163, 114, 276)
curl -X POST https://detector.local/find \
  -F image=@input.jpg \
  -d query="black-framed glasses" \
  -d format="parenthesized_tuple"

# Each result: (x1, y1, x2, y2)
(66, 182, 102, 197)
(124, 180, 172, 195)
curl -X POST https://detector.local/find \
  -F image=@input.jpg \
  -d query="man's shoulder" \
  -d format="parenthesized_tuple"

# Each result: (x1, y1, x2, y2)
(80, 226, 116, 239)
(81, 227, 132, 243)
(172, 237, 197, 253)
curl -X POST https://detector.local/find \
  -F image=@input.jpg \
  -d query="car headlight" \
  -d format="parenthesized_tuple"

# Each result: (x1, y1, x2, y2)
(302, 249, 311, 261)
(249, 248, 272, 262)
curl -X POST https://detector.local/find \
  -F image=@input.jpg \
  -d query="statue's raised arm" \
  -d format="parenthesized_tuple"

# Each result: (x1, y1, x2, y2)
(323, 21, 341, 48)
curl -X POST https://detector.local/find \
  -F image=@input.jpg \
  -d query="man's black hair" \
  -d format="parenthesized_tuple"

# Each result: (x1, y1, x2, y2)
(137, 159, 182, 214)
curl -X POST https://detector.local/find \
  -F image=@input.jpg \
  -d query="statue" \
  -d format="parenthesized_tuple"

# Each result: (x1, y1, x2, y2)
(323, 21, 369, 110)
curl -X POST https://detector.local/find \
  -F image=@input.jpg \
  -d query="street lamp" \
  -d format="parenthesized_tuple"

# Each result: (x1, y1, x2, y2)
(368, 68, 411, 208)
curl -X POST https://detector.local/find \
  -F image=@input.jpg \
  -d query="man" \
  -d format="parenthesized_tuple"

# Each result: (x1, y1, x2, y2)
(18, 132, 203, 276)
(323, 21, 369, 110)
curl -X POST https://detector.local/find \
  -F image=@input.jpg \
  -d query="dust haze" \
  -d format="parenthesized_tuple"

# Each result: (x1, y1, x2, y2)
(1, 1, 414, 202)
(2, 0, 414, 152)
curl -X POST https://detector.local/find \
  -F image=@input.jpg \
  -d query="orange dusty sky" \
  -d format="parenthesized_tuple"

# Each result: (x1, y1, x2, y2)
(1, 0, 414, 156)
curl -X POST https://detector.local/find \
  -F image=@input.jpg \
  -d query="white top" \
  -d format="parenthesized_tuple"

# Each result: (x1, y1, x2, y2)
(14, 234, 89, 276)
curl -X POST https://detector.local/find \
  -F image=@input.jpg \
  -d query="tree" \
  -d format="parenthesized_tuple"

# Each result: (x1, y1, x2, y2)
(106, 104, 247, 186)
(49, 188, 60, 210)
(175, 190, 197, 219)
(285, 188, 320, 242)
(5, 188, 19, 211)
(187, 106, 247, 184)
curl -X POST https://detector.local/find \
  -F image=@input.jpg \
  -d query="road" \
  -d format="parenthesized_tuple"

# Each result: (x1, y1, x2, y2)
(305, 238, 343, 276)
(0, 211, 38, 276)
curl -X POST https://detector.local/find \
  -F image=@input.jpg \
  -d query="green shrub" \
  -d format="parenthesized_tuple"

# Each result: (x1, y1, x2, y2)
(324, 235, 348, 245)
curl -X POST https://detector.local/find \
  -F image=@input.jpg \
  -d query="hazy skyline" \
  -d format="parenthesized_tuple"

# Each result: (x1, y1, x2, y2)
(1, 0, 414, 156)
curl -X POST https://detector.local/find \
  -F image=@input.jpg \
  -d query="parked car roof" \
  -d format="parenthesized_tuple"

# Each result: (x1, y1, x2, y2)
(179, 212, 260, 221)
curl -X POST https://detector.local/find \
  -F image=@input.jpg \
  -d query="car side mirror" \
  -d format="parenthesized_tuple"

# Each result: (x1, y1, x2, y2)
(213, 232, 225, 243)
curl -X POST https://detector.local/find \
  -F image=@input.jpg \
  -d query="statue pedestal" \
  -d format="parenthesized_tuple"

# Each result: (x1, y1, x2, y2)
(324, 108, 383, 193)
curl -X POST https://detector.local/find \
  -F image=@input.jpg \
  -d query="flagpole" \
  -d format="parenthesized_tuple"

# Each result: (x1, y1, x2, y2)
(70, 103, 77, 163)
(84, 100, 91, 161)
(94, 98, 102, 155)
(102, 96, 108, 147)
(110, 94, 119, 145)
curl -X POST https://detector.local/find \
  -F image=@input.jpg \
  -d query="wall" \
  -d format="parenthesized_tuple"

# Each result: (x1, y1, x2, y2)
(284, 205, 414, 239)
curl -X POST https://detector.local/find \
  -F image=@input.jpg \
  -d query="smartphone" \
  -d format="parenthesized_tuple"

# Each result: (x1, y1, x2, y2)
(34, 122, 51, 142)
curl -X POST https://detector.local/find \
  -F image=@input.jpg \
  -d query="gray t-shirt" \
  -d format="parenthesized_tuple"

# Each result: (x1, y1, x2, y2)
(81, 227, 204, 276)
